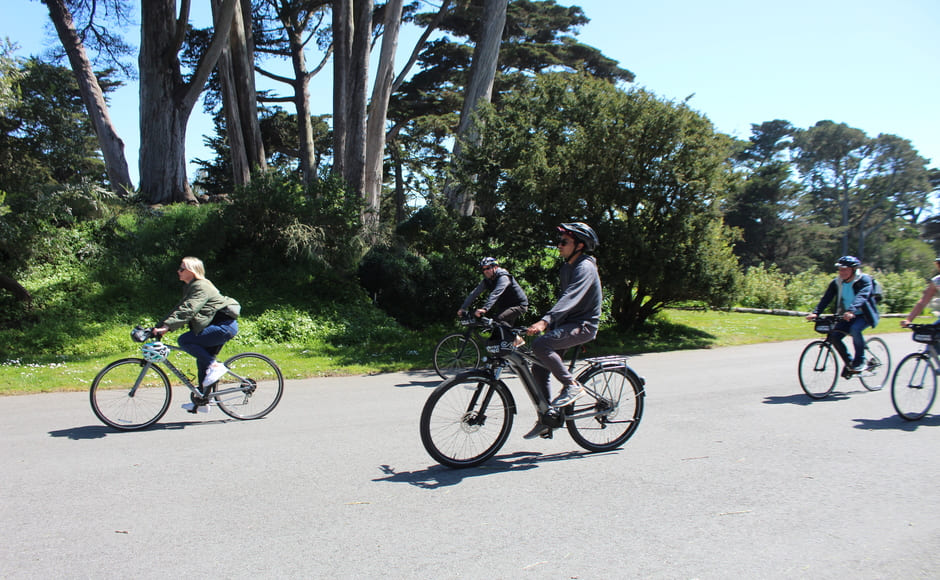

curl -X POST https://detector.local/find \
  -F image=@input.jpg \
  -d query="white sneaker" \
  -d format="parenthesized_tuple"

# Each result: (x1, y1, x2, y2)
(182, 402, 209, 414)
(203, 362, 228, 387)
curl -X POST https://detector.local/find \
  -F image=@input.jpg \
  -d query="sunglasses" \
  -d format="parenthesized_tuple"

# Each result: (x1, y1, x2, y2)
(177, 266, 186, 272)
(481, 265, 494, 271)
(557, 238, 573, 247)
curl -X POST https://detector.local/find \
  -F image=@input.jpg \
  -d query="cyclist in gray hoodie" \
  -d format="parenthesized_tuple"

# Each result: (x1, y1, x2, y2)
(524, 222, 602, 439)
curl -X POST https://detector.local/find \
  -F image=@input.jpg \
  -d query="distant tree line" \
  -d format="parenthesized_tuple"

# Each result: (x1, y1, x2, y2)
(1, 2, 938, 330)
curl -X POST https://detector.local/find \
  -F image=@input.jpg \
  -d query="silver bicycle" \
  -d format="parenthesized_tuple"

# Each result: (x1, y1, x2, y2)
(90, 326, 284, 430)
(890, 324, 939, 421)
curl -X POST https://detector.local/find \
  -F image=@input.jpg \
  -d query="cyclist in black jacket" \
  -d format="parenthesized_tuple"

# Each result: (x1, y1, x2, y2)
(457, 257, 528, 326)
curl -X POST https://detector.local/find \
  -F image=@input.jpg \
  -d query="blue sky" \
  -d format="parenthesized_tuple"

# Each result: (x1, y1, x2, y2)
(3, 0, 938, 183)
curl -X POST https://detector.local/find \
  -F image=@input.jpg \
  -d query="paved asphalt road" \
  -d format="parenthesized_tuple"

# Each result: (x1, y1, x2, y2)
(1, 332, 938, 579)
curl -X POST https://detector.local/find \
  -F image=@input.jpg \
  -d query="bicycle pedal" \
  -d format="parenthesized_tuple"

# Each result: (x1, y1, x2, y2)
(539, 430, 553, 439)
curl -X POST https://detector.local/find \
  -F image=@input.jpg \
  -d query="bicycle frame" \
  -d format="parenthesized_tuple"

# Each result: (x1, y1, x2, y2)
(138, 342, 250, 403)
(483, 339, 642, 423)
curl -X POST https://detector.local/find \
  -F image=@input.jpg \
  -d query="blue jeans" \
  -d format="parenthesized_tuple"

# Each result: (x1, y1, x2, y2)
(531, 321, 597, 402)
(830, 317, 870, 367)
(178, 319, 238, 386)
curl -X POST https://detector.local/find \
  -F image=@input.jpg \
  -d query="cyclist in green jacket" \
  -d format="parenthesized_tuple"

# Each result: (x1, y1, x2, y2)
(152, 257, 240, 410)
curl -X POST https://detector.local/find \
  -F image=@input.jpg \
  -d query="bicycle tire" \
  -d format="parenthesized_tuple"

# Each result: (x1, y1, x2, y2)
(216, 353, 284, 420)
(891, 352, 937, 421)
(433, 333, 481, 379)
(858, 336, 891, 391)
(798, 340, 839, 399)
(419, 373, 514, 468)
(90, 358, 172, 430)
(565, 365, 644, 452)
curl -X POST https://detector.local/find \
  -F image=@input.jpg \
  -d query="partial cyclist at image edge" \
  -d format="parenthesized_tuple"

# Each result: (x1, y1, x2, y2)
(806, 255, 880, 372)
(900, 257, 940, 329)
(152, 256, 241, 412)
(457, 256, 529, 327)
(524, 222, 602, 440)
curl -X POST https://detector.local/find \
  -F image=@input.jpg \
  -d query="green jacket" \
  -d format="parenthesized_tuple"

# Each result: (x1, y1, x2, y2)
(160, 278, 240, 334)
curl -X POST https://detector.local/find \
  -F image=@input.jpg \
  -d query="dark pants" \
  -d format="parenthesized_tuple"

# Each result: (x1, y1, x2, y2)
(494, 305, 527, 326)
(178, 318, 238, 386)
(531, 321, 597, 401)
(830, 317, 870, 367)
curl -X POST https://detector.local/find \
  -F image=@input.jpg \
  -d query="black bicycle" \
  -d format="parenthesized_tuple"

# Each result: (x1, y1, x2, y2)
(420, 318, 646, 468)
(432, 314, 489, 379)
(890, 324, 939, 421)
(90, 326, 284, 430)
(797, 315, 891, 399)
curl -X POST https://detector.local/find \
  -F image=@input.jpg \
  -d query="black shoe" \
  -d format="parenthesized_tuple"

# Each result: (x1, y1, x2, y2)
(522, 422, 551, 439)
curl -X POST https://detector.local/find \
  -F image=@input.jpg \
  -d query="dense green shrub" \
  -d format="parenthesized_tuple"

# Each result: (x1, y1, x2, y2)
(737, 264, 928, 314)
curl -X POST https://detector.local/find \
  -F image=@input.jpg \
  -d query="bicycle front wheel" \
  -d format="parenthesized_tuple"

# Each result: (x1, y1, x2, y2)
(891, 352, 937, 421)
(90, 358, 171, 430)
(216, 353, 284, 420)
(798, 340, 839, 399)
(859, 336, 891, 391)
(433, 333, 481, 379)
(566, 365, 644, 452)
(420, 374, 513, 468)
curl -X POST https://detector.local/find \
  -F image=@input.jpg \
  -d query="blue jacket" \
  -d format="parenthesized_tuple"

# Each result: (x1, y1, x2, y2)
(812, 273, 880, 328)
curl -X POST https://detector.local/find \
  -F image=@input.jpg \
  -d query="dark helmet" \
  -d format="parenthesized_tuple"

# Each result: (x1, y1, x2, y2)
(834, 255, 861, 268)
(479, 257, 498, 268)
(558, 222, 599, 252)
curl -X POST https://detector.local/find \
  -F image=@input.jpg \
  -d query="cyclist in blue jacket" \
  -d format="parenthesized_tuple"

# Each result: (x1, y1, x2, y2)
(806, 256, 880, 371)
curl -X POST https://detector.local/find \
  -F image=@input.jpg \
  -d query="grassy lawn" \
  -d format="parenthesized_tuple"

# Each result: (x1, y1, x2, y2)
(0, 309, 925, 396)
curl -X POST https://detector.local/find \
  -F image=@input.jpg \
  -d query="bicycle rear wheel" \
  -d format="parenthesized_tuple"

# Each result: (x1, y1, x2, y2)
(798, 340, 839, 399)
(420, 374, 513, 468)
(891, 352, 937, 421)
(433, 333, 481, 379)
(216, 353, 284, 420)
(566, 364, 644, 452)
(90, 358, 171, 430)
(859, 336, 891, 391)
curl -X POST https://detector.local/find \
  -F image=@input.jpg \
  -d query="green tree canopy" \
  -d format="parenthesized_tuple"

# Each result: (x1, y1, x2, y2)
(456, 72, 741, 328)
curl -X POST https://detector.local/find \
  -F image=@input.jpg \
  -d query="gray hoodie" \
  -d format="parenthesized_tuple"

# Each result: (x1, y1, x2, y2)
(542, 255, 602, 330)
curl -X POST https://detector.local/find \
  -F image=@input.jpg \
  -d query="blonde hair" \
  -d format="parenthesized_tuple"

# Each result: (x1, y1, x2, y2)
(180, 256, 206, 279)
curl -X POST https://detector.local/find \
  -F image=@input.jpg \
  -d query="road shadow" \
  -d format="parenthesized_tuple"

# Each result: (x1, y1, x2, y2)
(374, 449, 617, 489)
(392, 370, 444, 389)
(763, 392, 851, 405)
(49, 419, 232, 440)
(852, 414, 940, 431)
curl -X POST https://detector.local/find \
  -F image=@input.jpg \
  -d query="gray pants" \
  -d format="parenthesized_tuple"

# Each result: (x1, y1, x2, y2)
(531, 321, 597, 401)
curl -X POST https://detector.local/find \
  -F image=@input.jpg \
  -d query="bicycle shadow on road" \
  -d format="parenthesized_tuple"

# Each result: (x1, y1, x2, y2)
(392, 371, 444, 389)
(852, 414, 940, 431)
(374, 450, 616, 489)
(762, 392, 852, 406)
(49, 419, 233, 440)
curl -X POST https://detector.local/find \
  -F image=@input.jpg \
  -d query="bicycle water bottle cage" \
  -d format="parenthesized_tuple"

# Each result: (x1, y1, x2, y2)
(142, 341, 170, 363)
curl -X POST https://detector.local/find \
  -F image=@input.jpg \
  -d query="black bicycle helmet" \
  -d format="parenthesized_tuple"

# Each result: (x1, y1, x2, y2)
(558, 222, 599, 252)
(834, 255, 861, 268)
(479, 257, 498, 268)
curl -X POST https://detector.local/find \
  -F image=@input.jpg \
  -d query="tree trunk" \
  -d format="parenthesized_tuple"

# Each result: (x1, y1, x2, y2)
(343, 0, 373, 196)
(363, 0, 403, 231)
(0, 273, 32, 304)
(42, 0, 134, 195)
(215, 0, 266, 187)
(283, 7, 317, 188)
(331, 0, 353, 179)
(444, 0, 508, 216)
(139, 0, 237, 205)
